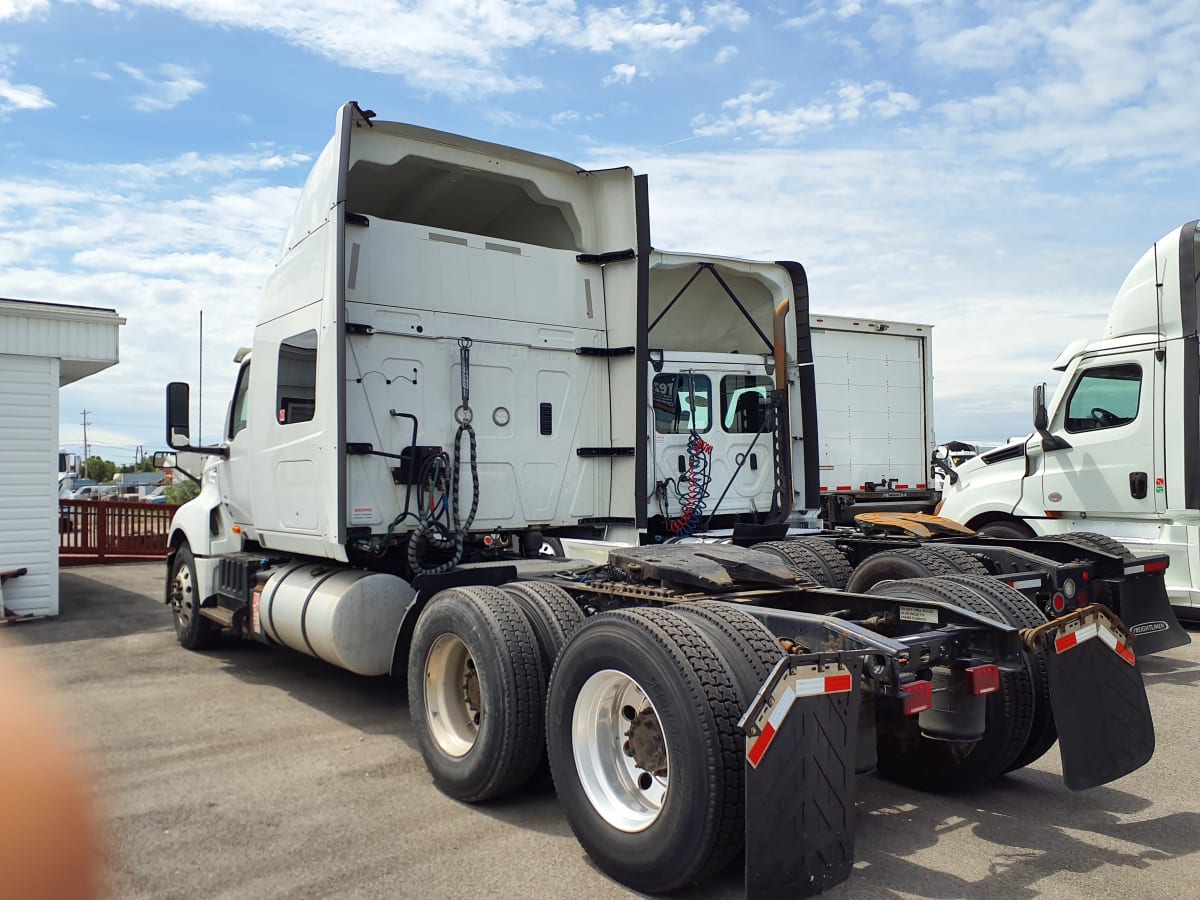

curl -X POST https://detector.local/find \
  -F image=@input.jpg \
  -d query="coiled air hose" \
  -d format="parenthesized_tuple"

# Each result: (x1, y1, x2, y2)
(667, 431, 713, 537)
(408, 338, 480, 575)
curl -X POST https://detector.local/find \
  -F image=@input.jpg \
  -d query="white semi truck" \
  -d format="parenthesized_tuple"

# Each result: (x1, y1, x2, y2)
(157, 102, 1169, 896)
(938, 221, 1200, 628)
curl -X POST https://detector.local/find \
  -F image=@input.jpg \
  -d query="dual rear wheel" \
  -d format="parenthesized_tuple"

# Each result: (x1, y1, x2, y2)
(408, 583, 783, 893)
(408, 573, 1054, 890)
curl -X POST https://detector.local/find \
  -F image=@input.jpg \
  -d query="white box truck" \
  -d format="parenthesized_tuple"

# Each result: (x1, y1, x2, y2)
(155, 102, 1166, 897)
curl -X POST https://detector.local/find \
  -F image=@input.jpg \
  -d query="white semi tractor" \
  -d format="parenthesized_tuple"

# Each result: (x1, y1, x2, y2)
(158, 102, 1167, 896)
(938, 221, 1200, 627)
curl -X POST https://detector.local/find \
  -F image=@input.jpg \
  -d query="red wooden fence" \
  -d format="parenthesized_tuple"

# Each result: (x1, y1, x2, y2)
(59, 500, 180, 564)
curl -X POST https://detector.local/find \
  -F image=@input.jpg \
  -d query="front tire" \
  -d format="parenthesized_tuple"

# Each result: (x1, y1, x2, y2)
(975, 519, 1036, 540)
(169, 544, 220, 650)
(546, 608, 744, 893)
(408, 586, 546, 802)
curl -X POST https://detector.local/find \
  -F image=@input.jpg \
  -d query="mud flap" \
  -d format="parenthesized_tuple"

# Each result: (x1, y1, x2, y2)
(1115, 568, 1191, 654)
(1037, 609, 1155, 791)
(740, 652, 865, 899)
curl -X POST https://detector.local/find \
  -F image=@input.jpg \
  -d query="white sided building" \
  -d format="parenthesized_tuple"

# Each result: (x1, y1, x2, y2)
(0, 299, 124, 617)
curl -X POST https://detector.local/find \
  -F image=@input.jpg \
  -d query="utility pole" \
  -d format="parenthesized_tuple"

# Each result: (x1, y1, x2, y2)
(81, 410, 91, 478)
(199, 309, 204, 445)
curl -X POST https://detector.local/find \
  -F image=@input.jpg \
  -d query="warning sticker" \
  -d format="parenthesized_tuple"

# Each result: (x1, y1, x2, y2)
(899, 605, 939, 624)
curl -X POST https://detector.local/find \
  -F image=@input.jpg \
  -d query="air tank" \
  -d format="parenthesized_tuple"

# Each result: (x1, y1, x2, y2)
(258, 564, 416, 676)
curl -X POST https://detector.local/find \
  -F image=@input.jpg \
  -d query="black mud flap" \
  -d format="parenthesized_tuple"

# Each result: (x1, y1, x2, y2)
(1038, 608, 1155, 791)
(1116, 565, 1191, 654)
(740, 652, 865, 899)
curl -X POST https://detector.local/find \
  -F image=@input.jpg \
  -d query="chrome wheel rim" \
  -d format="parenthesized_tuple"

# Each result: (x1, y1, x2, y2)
(424, 633, 481, 757)
(572, 669, 669, 833)
(171, 565, 194, 631)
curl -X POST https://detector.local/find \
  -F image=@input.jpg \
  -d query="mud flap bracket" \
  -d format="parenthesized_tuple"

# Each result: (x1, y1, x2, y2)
(740, 651, 866, 898)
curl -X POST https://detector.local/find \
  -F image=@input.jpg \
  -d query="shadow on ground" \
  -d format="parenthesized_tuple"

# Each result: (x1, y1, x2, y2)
(8, 567, 170, 646)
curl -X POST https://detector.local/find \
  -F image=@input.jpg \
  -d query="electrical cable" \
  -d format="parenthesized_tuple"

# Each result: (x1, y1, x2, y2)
(408, 338, 480, 575)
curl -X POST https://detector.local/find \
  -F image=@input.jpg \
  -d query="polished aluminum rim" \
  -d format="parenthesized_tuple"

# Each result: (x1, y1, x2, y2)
(171, 565, 194, 630)
(572, 669, 669, 833)
(424, 633, 480, 757)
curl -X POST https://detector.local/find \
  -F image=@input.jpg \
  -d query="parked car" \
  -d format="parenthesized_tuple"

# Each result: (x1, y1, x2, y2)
(69, 484, 121, 500)
(143, 485, 171, 504)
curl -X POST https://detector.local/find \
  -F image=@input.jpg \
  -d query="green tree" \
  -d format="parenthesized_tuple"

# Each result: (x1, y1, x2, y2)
(166, 480, 200, 504)
(83, 456, 117, 483)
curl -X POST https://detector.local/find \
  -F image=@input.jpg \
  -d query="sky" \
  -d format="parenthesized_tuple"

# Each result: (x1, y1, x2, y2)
(1, 0, 1196, 466)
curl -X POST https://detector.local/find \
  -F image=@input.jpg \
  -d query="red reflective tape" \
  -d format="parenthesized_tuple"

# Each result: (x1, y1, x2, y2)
(1143, 560, 1168, 573)
(747, 721, 776, 768)
(1115, 641, 1136, 667)
(824, 673, 853, 693)
(836, 486, 852, 491)
(916, 483, 926, 489)
(820, 486, 829, 492)
(1055, 632, 1078, 654)
(895, 484, 909, 489)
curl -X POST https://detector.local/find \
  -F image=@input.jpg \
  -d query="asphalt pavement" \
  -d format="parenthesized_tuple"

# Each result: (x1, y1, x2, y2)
(5, 563, 1199, 899)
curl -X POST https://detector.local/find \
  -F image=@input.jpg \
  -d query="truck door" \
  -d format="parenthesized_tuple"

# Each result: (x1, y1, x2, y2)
(1036, 348, 1163, 518)
(220, 359, 255, 529)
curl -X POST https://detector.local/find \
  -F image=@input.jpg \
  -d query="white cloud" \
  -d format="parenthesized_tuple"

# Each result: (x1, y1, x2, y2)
(118, 62, 205, 111)
(784, 8, 825, 29)
(0, 0, 49, 19)
(602, 63, 638, 86)
(75, 0, 725, 96)
(0, 75, 52, 111)
(916, 0, 1200, 169)
(0, 46, 53, 112)
(714, 44, 737, 64)
(702, 2, 750, 29)
(692, 79, 918, 142)
(0, 148, 311, 448)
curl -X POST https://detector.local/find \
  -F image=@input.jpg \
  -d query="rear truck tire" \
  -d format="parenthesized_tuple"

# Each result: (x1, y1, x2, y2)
(917, 545, 990, 577)
(170, 544, 220, 650)
(867, 577, 1036, 792)
(501, 581, 585, 673)
(937, 575, 1056, 771)
(546, 607, 744, 893)
(845, 546, 980, 594)
(975, 519, 1036, 540)
(673, 600, 786, 705)
(752, 539, 853, 589)
(408, 585, 546, 803)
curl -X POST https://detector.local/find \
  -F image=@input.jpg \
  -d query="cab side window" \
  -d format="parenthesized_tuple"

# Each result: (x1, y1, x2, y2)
(652, 373, 712, 434)
(277, 330, 317, 425)
(720, 375, 772, 433)
(1064, 363, 1141, 433)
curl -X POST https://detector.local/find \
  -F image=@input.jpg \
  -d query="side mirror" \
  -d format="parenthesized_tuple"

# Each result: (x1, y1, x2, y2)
(1033, 384, 1048, 431)
(167, 382, 191, 449)
(931, 446, 949, 461)
(1032, 382, 1072, 452)
(152, 451, 177, 469)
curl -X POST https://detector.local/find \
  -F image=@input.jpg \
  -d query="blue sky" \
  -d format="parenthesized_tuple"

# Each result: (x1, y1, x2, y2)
(1, 0, 1196, 464)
